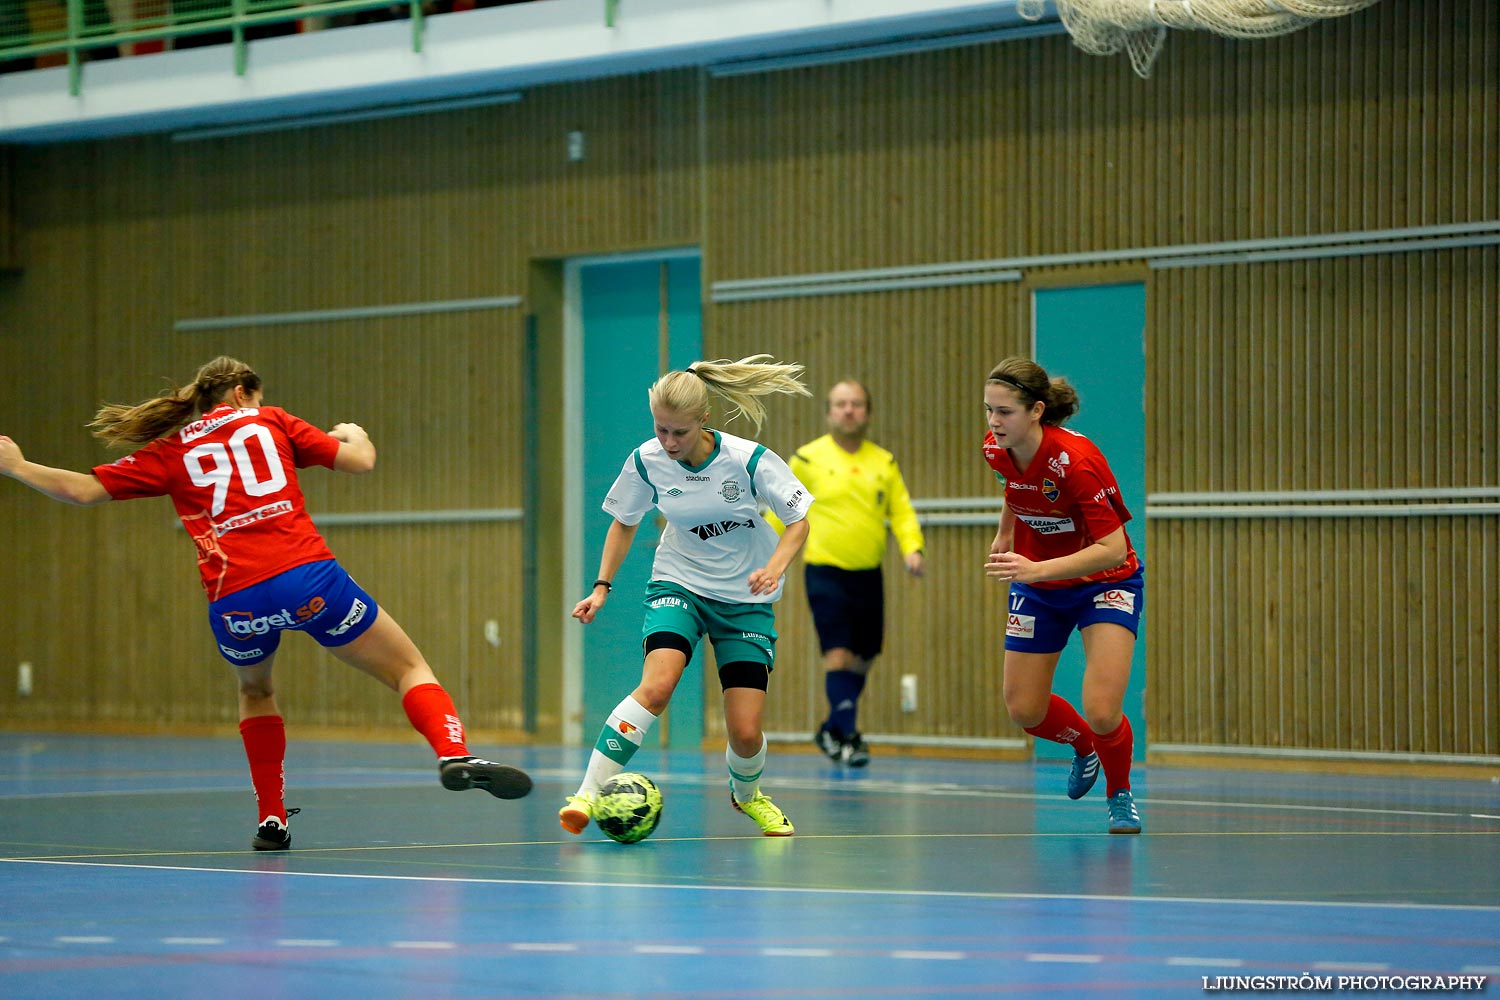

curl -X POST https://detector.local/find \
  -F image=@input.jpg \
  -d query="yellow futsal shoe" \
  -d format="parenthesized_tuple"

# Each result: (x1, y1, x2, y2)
(559, 793, 595, 835)
(730, 788, 795, 836)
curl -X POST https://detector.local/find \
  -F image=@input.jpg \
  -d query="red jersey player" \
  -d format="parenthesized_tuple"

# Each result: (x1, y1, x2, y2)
(0, 356, 531, 850)
(981, 357, 1143, 834)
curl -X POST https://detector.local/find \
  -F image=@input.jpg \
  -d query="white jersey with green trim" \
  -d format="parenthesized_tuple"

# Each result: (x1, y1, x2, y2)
(603, 430, 812, 603)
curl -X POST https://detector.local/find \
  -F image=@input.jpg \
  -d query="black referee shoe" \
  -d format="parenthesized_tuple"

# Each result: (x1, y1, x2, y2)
(840, 732, 871, 768)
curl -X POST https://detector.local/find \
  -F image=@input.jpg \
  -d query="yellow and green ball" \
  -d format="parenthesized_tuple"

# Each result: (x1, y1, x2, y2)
(593, 772, 663, 844)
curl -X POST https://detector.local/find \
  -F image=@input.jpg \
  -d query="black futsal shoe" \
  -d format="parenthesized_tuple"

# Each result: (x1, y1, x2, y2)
(840, 731, 871, 768)
(252, 807, 301, 851)
(814, 724, 843, 761)
(439, 756, 534, 799)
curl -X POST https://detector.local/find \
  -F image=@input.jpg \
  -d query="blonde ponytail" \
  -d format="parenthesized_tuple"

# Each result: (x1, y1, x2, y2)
(649, 354, 810, 434)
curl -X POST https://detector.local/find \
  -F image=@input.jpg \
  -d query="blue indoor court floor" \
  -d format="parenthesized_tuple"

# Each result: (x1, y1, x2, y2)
(1, 732, 1497, 999)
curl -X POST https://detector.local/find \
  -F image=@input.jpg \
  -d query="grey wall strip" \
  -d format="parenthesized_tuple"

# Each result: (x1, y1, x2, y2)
(175, 295, 524, 332)
(1152, 487, 1500, 503)
(1152, 232, 1500, 270)
(311, 508, 524, 527)
(908, 489, 1500, 525)
(1154, 743, 1500, 767)
(710, 220, 1500, 302)
(1150, 503, 1500, 519)
(713, 269, 1021, 303)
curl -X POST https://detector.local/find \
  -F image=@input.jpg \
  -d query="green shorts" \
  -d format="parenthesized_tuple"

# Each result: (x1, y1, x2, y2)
(641, 580, 778, 669)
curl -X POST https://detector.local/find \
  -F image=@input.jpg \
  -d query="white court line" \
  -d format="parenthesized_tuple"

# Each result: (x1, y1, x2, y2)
(762, 947, 834, 957)
(56, 936, 115, 943)
(634, 945, 704, 954)
(391, 941, 456, 950)
(1, 767, 1487, 821)
(511, 942, 579, 952)
(892, 950, 965, 960)
(5, 857, 1498, 913)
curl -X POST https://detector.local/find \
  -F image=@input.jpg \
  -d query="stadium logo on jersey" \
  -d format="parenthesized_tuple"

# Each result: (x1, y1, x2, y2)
(1047, 451, 1070, 477)
(689, 518, 755, 541)
(218, 644, 265, 661)
(325, 598, 368, 637)
(1009, 481, 1039, 491)
(664, 488, 683, 497)
(1042, 478, 1060, 503)
(1093, 589, 1136, 614)
(685, 474, 710, 482)
(180, 407, 256, 443)
(719, 481, 742, 502)
(1007, 613, 1036, 638)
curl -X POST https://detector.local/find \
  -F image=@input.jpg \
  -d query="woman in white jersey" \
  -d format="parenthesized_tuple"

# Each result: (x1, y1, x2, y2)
(563, 355, 814, 837)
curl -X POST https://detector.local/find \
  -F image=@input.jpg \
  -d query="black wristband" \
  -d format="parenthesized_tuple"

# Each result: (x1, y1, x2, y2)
(593, 579, 613, 592)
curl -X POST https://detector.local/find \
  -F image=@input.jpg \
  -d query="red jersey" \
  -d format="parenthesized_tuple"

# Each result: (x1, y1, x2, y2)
(982, 424, 1139, 590)
(93, 405, 341, 601)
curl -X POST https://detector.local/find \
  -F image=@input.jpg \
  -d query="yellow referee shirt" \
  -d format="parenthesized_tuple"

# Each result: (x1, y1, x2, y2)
(787, 434, 924, 570)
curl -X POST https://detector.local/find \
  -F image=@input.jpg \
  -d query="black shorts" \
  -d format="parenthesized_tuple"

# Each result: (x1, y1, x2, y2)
(804, 564, 885, 659)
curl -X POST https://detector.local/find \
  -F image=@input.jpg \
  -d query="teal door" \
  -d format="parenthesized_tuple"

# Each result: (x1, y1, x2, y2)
(577, 255, 704, 748)
(1033, 282, 1147, 761)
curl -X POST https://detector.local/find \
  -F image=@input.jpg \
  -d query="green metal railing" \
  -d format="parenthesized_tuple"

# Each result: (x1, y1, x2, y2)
(2, 0, 432, 95)
(0, 0, 619, 97)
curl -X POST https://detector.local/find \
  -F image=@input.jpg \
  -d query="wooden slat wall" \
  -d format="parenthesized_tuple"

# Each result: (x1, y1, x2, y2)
(0, 1, 1494, 757)
(0, 148, 15, 269)
(1149, 249, 1499, 755)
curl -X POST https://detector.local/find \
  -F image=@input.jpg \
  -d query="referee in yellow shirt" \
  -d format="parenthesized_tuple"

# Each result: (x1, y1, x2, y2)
(792, 380, 925, 767)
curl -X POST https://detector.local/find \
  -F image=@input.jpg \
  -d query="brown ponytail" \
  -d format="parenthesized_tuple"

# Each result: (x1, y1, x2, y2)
(89, 356, 262, 447)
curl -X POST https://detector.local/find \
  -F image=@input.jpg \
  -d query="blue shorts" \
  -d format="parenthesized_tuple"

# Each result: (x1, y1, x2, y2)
(207, 558, 378, 667)
(804, 564, 884, 658)
(1004, 568, 1145, 654)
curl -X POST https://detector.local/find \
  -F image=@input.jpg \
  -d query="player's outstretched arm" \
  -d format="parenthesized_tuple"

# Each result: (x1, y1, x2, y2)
(0, 436, 111, 506)
(329, 422, 377, 474)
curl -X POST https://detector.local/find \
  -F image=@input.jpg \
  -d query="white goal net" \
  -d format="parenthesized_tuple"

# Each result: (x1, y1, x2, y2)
(1017, 0, 1384, 78)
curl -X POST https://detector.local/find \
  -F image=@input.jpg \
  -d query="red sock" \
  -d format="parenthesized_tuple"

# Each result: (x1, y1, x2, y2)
(401, 683, 470, 758)
(1093, 715, 1134, 796)
(1023, 694, 1096, 756)
(239, 715, 286, 822)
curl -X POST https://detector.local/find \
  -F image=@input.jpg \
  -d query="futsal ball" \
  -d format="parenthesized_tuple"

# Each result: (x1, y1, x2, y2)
(593, 772, 663, 844)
